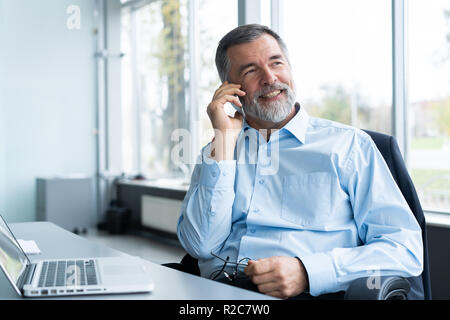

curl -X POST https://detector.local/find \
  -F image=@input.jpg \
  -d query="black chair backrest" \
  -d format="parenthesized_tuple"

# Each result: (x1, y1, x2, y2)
(363, 129, 431, 300)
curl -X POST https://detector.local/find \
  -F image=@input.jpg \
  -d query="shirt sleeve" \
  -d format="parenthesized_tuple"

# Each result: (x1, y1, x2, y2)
(177, 143, 237, 259)
(299, 132, 423, 296)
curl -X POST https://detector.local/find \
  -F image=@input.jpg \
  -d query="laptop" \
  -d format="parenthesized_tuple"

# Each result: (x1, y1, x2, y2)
(0, 215, 154, 297)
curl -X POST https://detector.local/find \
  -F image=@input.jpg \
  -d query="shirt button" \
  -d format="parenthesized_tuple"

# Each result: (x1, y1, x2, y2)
(253, 208, 260, 213)
(211, 171, 217, 177)
(250, 228, 256, 233)
(259, 179, 264, 185)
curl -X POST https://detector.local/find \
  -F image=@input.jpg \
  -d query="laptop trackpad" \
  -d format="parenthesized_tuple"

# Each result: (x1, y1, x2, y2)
(98, 257, 151, 286)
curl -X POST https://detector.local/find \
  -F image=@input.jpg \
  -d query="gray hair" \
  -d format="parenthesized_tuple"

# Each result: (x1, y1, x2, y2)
(215, 24, 290, 83)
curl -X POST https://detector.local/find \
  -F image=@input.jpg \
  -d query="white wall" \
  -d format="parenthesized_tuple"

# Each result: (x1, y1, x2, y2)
(0, 0, 97, 222)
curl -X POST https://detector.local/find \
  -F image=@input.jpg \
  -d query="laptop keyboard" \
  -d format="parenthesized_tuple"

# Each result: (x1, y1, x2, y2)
(38, 260, 98, 287)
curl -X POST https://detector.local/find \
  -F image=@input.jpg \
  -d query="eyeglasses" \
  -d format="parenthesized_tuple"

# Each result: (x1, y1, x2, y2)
(209, 252, 252, 282)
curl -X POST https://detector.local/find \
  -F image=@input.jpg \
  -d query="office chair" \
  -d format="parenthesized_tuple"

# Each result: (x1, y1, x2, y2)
(164, 129, 431, 300)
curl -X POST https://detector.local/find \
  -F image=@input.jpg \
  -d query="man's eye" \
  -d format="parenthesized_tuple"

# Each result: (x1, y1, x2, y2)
(244, 69, 255, 76)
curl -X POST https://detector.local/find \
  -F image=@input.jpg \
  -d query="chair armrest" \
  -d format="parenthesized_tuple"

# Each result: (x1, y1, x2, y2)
(344, 276, 410, 300)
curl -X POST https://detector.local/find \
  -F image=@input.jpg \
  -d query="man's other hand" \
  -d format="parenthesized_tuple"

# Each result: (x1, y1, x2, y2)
(244, 256, 309, 299)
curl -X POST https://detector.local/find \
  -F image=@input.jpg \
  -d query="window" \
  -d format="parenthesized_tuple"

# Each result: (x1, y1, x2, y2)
(122, 0, 190, 179)
(121, 0, 237, 179)
(407, 0, 450, 212)
(196, 0, 238, 148)
(118, 0, 449, 214)
(280, 0, 393, 134)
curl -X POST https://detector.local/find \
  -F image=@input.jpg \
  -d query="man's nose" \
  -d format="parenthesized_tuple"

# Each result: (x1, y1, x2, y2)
(260, 67, 277, 86)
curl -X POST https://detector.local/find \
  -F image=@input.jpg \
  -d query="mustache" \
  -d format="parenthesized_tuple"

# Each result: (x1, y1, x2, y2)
(254, 83, 290, 98)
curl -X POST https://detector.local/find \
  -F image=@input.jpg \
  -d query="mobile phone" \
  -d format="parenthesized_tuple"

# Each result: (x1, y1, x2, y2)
(232, 102, 245, 117)
(224, 102, 245, 118)
(223, 82, 246, 118)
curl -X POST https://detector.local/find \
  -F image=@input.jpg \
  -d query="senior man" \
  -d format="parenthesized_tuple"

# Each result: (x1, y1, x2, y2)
(176, 24, 423, 299)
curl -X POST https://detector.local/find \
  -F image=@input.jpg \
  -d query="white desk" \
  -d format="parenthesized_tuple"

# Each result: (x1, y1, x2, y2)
(0, 222, 274, 300)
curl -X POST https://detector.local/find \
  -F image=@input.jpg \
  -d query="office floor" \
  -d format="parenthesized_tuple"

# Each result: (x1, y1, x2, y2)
(81, 229, 187, 265)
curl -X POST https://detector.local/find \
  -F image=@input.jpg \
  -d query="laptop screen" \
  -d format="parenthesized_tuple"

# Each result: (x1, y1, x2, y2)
(0, 215, 29, 287)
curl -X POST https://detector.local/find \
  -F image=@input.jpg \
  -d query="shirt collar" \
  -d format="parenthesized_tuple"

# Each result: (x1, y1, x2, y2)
(282, 102, 309, 144)
(242, 102, 309, 144)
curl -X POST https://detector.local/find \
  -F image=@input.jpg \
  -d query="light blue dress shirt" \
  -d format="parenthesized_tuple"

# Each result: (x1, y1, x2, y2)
(177, 104, 423, 296)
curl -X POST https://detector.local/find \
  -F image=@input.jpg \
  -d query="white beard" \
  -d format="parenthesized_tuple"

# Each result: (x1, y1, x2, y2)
(243, 83, 296, 123)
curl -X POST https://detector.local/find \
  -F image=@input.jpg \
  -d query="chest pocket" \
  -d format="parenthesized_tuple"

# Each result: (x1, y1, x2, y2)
(281, 172, 333, 227)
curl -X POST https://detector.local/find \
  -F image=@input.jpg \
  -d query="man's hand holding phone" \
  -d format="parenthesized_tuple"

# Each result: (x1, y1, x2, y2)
(207, 81, 246, 161)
